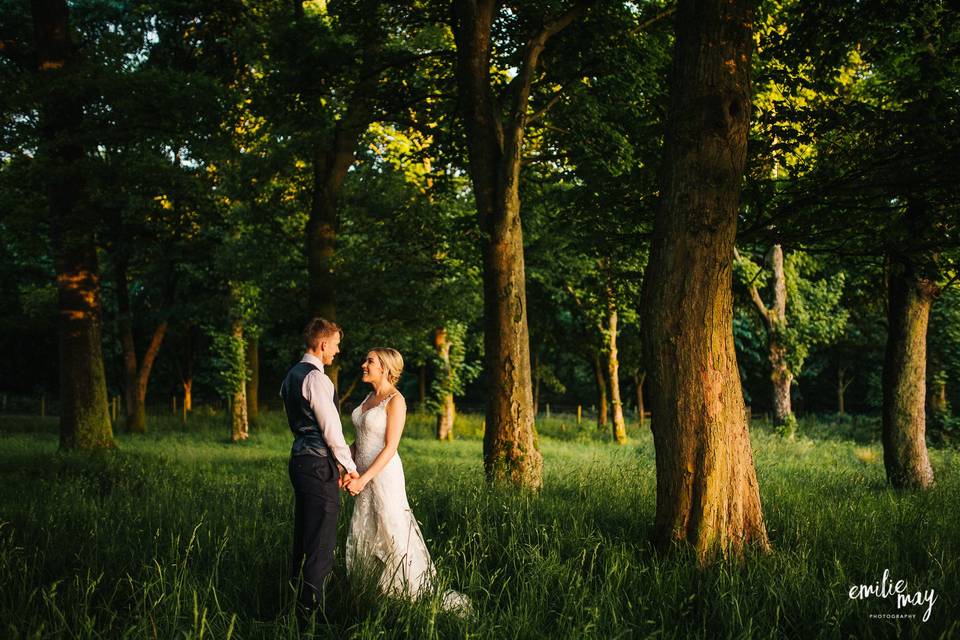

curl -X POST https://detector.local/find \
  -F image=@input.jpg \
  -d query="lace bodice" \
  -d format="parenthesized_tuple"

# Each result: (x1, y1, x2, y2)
(345, 389, 471, 614)
(350, 392, 397, 471)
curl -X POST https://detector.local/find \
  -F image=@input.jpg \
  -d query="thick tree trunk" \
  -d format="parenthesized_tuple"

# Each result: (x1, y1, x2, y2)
(882, 255, 935, 489)
(593, 352, 609, 428)
(246, 333, 259, 423)
(639, 0, 768, 562)
(434, 328, 456, 441)
(607, 304, 627, 444)
(452, 0, 585, 489)
(33, 0, 113, 449)
(230, 319, 249, 442)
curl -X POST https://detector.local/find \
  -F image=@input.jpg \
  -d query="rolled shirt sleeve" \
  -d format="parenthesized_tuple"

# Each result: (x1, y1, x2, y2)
(302, 370, 357, 474)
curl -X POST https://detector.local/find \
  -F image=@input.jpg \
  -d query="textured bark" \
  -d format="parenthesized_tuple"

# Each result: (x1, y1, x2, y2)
(639, 0, 768, 562)
(452, 0, 585, 488)
(742, 245, 793, 428)
(246, 333, 259, 423)
(607, 302, 627, 444)
(882, 255, 936, 489)
(230, 319, 249, 442)
(434, 328, 456, 441)
(593, 352, 608, 428)
(33, 0, 113, 450)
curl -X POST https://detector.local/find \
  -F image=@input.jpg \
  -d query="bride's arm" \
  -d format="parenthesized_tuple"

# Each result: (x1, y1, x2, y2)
(347, 395, 407, 494)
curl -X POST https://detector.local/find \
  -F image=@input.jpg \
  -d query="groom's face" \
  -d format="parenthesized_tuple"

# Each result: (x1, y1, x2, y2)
(319, 333, 341, 366)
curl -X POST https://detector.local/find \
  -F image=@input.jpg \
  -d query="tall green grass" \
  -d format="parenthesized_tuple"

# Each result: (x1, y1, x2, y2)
(0, 411, 956, 638)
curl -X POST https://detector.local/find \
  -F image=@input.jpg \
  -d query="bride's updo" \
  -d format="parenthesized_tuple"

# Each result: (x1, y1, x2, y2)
(371, 347, 404, 386)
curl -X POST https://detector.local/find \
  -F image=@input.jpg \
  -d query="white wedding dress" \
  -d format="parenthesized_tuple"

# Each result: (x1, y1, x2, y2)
(346, 393, 470, 613)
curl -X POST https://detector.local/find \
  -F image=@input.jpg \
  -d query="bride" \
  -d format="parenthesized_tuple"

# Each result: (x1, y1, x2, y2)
(344, 347, 469, 612)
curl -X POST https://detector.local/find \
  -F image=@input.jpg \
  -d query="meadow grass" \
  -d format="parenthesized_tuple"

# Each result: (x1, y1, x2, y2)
(0, 410, 957, 639)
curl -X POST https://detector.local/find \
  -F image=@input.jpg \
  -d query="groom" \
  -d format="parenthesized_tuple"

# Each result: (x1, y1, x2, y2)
(281, 317, 359, 614)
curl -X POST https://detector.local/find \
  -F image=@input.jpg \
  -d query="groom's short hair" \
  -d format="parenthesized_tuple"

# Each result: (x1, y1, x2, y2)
(303, 317, 342, 349)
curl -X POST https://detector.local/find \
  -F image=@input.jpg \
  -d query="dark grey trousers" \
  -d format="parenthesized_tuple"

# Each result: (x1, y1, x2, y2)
(289, 453, 340, 609)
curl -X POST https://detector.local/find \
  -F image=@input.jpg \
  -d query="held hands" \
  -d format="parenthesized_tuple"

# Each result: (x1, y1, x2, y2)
(343, 474, 368, 496)
(338, 468, 359, 489)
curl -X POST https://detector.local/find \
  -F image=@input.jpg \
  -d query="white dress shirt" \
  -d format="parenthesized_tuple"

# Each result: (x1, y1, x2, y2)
(300, 353, 357, 474)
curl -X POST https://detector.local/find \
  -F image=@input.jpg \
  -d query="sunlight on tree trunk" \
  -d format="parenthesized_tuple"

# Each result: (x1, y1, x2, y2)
(607, 302, 627, 444)
(230, 318, 249, 442)
(33, 0, 113, 450)
(452, 0, 588, 489)
(882, 253, 935, 489)
(639, 0, 769, 563)
(434, 327, 456, 441)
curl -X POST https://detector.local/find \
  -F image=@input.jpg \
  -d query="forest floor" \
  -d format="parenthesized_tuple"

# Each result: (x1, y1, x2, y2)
(0, 411, 957, 639)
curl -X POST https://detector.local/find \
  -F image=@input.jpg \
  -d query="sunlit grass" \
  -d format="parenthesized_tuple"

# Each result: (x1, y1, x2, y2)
(0, 411, 957, 638)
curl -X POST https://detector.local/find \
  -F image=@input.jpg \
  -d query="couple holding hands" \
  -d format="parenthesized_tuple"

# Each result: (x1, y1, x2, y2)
(281, 318, 468, 621)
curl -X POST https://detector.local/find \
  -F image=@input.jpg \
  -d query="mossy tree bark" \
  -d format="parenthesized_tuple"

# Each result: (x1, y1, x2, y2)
(740, 245, 794, 433)
(882, 251, 936, 489)
(452, 0, 588, 487)
(639, 0, 769, 563)
(33, 0, 113, 450)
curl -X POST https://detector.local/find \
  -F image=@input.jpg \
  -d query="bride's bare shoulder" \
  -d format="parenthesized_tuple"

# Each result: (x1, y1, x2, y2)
(386, 392, 407, 413)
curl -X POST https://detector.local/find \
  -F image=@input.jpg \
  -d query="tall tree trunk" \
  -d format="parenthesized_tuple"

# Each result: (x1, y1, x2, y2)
(115, 259, 141, 432)
(33, 0, 112, 449)
(230, 318, 249, 442)
(739, 245, 794, 430)
(639, 0, 768, 562)
(183, 378, 192, 413)
(837, 366, 852, 415)
(635, 369, 646, 425)
(113, 258, 168, 433)
(452, 0, 586, 488)
(303, 34, 378, 391)
(593, 352, 608, 428)
(246, 333, 259, 424)
(434, 328, 456, 441)
(766, 246, 793, 429)
(882, 254, 936, 489)
(607, 299, 627, 444)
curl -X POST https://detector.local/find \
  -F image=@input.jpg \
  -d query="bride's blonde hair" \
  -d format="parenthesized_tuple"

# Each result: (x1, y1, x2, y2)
(370, 347, 404, 386)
